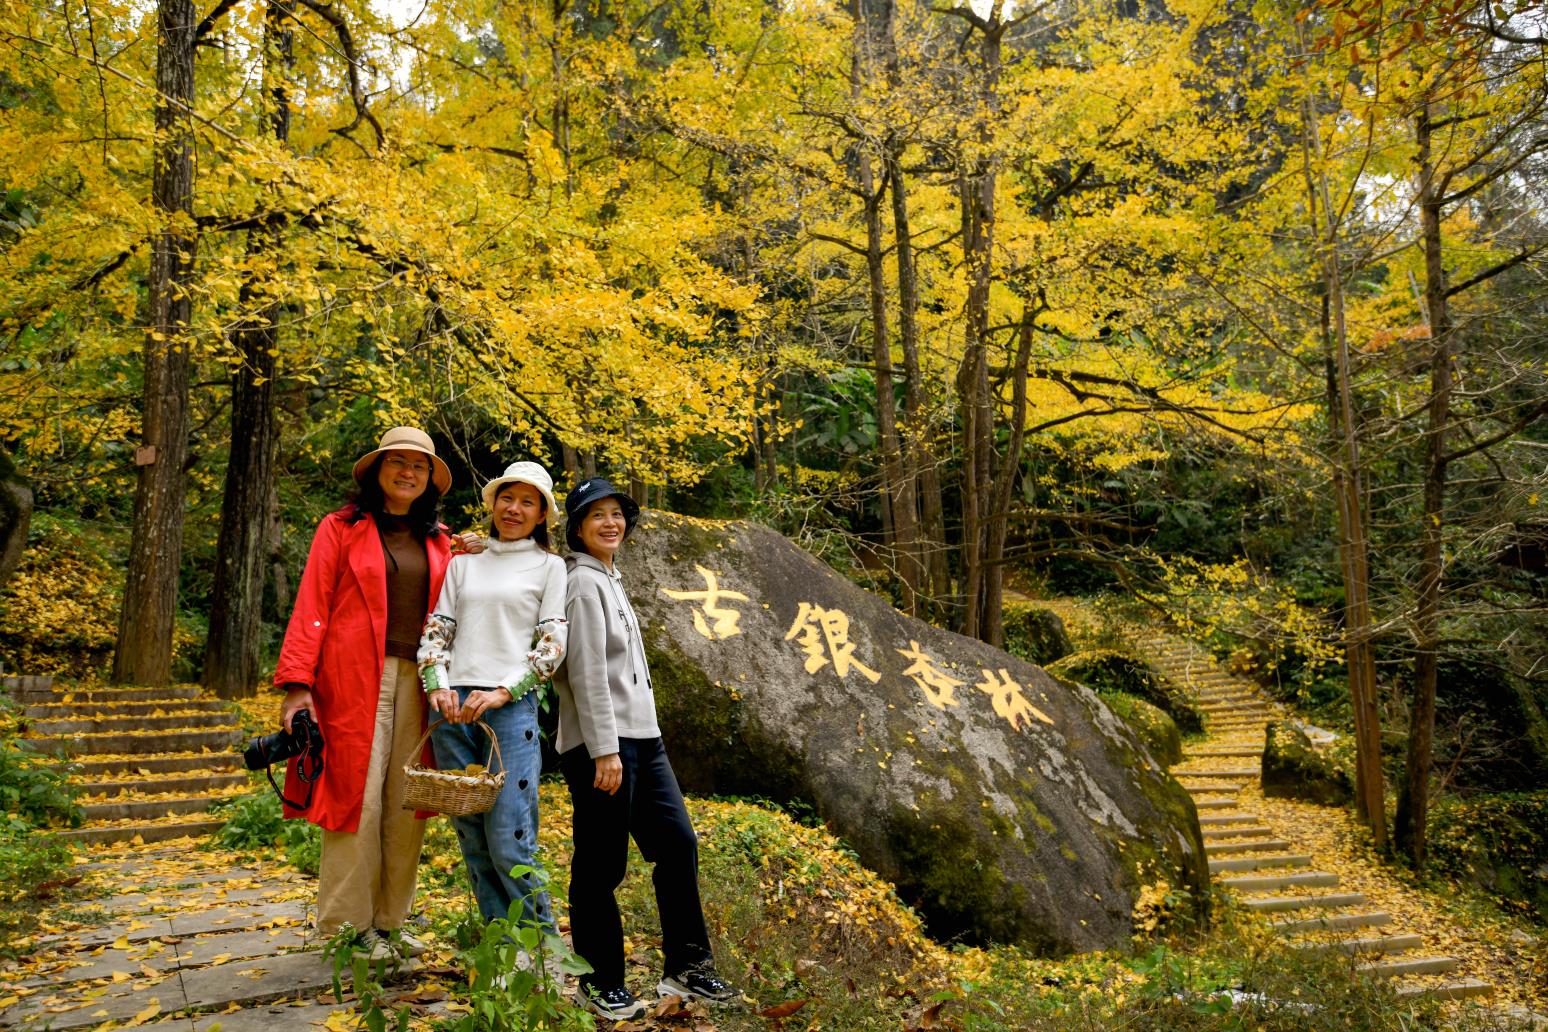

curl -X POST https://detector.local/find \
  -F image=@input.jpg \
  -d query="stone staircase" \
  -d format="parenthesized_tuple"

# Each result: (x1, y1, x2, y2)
(1136, 634, 1494, 1003)
(15, 678, 249, 844)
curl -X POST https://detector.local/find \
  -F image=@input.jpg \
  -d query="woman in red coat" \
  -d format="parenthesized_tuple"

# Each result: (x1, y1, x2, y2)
(275, 426, 459, 962)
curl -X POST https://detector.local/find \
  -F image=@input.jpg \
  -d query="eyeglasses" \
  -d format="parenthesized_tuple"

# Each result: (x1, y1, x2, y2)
(383, 455, 432, 475)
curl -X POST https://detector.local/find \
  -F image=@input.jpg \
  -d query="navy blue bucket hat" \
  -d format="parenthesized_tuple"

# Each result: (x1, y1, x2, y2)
(564, 477, 641, 554)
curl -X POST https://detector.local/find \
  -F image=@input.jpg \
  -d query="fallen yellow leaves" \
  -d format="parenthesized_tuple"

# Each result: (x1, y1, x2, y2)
(127, 997, 159, 1026)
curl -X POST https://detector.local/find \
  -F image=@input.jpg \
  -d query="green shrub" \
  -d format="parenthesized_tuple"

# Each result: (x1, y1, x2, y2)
(209, 787, 322, 875)
(1429, 791, 1548, 923)
(0, 815, 75, 946)
(0, 701, 80, 828)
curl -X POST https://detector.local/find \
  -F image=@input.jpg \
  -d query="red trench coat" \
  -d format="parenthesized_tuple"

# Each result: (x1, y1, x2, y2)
(274, 509, 451, 833)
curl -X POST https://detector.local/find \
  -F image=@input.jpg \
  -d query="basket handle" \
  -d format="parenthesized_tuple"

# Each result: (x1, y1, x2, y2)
(411, 718, 505, 776)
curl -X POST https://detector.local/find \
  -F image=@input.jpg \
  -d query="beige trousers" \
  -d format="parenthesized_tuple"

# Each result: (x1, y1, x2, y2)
(317, 656, 427, 936)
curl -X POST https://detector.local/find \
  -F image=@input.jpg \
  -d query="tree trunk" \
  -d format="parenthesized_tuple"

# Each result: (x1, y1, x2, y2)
(877, 0, 933, 618)
(1298, 88, 1386, 848)
(954, 13, 1003, 641)
(0, 447, 32, 594)
(849, 1, 908, 603)
(202, 1, 290, 699)
(113, 0, 197, 686)
(1396, 100, 1451, 869)
(979, 304, 1037, 648)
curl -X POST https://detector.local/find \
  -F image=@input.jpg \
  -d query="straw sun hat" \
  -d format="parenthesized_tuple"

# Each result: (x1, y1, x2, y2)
(351, 426, 452, 494)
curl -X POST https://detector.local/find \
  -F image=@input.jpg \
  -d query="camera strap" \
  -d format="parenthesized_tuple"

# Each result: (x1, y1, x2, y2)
(270, 745, 323, 811)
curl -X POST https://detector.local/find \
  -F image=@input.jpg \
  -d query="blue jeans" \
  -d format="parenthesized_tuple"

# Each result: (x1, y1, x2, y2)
(430, 689, 552, 929)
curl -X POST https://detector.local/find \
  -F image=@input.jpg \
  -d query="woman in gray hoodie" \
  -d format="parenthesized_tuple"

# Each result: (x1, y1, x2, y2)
(553, 477, 738, 1021)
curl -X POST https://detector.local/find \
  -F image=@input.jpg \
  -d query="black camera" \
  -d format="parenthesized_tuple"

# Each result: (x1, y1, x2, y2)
(242, 710, 324, 810)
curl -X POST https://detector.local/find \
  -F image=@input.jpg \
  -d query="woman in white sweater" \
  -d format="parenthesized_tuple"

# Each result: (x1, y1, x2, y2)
(417, 461, 566, 928)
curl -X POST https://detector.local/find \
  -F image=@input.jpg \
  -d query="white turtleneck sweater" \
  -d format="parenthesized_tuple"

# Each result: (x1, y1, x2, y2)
(418, 537, 567, 689)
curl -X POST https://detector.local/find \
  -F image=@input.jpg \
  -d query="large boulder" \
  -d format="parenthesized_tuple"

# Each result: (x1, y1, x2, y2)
(619, 511, 1207, 954)
(1260, 721, 1352, 806)
(1002, 603, 1074, 667)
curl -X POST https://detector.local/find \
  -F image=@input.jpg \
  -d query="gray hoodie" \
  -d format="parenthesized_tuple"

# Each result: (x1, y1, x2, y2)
(554, 552, 661, 758)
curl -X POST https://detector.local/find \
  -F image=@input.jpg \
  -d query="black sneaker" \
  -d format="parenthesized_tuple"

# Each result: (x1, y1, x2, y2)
(657, 965, 738, 1004)
(575, 983, 647, 1020)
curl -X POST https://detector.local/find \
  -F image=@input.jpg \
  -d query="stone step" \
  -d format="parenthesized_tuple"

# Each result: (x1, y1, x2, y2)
(1187, 748, 1262, 758)
(1193, 797, 1241, 810)
(1245, 892, 1368, 914)
(1201, 826, 1276, 840)
(29, 712, 240, 735)
(48, 685, 203, 703)
(1178, 769, 1260, 779)
(1394, 980, 1493, 1001)
(1182, 781, 1244, 792)
(1219, 871, 1339, 892)
(1268, 909, 1390, 932)
(1360, 955, 1459, 978)
(1, 674, 57, 703)
(54, 817, 226, 845)
(80, 794, 233, 822)
(72, 752, 245, 776)
(1209, 854, 1311, 874)
(22, 728, 244, 756)
(1205, 839, 1292, 855)
(25, 699, 231, 718)
(78, 771, 250, 799)
(0, 947, 383, 1031)
(1290, 933, 1422, 957)
(1198, 813, 1261, 826)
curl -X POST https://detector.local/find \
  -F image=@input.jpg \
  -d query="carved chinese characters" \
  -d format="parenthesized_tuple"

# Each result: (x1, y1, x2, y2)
(660, 568, 1052, 732)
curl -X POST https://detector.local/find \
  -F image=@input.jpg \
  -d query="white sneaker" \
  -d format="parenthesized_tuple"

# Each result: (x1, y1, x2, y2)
(386, 928, 426, 958)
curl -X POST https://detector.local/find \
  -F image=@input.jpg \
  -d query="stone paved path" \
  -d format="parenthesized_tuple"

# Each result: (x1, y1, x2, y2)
(0, 836, 433, 1030)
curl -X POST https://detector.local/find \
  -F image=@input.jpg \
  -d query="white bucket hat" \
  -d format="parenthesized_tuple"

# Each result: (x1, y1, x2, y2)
(482, 461, 557, 516)
(352, 426, 451, 494)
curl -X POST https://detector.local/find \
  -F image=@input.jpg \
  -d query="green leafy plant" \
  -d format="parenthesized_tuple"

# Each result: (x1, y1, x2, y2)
(448, 864, 595, 1032)
(324, 925, 410, 1032)
(208, 785, 322, 875)
(0, 700, 80, 828)
(0, 814, 75, 942)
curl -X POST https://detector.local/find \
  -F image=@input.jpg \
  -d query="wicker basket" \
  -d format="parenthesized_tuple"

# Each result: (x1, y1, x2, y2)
(401, 719, 505, 816)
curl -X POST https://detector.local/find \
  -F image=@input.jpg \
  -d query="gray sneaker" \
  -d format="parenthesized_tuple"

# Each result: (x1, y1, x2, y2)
(657, 965, 738, 1004)
(576, 983, 647, 1020)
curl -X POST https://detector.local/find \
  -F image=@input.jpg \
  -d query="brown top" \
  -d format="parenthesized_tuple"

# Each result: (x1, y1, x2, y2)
(377, 514, 429, 661)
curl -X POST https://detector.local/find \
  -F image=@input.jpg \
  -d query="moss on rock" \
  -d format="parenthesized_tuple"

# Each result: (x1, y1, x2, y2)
(1003, 604, 1074, 667)
(1100, 692, 1183, 767)
(1261, 721, 1353, 806)
(1047, 650, 1204, 735)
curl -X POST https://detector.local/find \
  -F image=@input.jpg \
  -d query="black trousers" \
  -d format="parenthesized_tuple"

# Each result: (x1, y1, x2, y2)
(560, 737, 712, 991)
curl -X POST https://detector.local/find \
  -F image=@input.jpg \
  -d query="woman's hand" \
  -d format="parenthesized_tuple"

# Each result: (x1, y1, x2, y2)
(280, 686, 316, 734)
(459, 687, 512, 724)
(428, 688, 461, 722)
(593, 753, 623, 795)
(452, 530, 485, 554)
